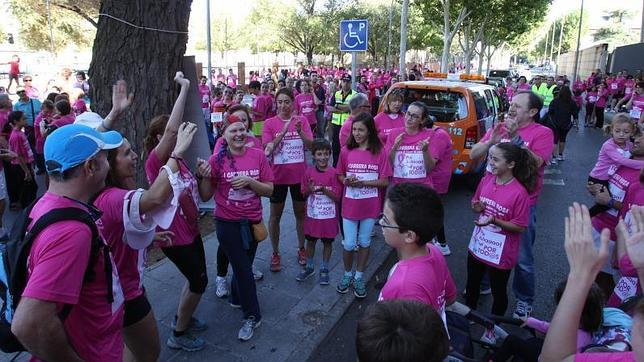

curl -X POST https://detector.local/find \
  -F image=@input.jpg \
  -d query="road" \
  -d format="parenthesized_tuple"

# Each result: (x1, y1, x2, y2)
(309, 124, 607, 361)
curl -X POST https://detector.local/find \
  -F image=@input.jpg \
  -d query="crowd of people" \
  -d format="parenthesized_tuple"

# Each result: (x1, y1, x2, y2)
(0, 56, 643, 362)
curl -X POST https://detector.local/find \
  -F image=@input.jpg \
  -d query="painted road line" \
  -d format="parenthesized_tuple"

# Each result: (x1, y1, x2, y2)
(543, 178, 565, 186)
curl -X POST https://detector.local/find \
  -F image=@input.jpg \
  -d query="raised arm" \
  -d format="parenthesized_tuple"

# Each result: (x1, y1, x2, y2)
(155, 72, 191, 161)
(98, 80, 134, 132)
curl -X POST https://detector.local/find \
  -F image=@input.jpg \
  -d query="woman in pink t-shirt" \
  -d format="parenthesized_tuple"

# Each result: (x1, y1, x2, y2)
(336, 112, 390, 298)
(594, 83, 609, 128)
(199, 117, 274, 341)
(96, 123, 197, 361)
(143, 72, 209, 351)
(294, 79, 317, 132)
(373, 89, 405, 143)
(262, 88, 314, 272)
(465, 142, 534, 316)
(625, 81, 644, 122)
(585, 85, 599, 127)
(34, 100, 55, 174)
(7, 111, 36, 209)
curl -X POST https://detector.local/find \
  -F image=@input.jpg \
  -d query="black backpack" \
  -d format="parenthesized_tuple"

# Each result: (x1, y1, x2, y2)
(0, 202, 107, 353)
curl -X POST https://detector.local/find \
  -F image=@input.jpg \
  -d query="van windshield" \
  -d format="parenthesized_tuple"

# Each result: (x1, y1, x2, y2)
(400, 88, 468, 122)
(488, 70, 510, 78)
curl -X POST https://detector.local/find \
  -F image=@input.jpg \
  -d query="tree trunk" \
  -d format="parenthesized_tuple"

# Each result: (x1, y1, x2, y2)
(89, 0, 192, 185)
(477, 41, 486, 75)
(307, 49, 314, 65)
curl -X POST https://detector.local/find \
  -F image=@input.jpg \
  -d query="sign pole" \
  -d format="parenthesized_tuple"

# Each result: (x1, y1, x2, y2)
(351, 52, 357, 90)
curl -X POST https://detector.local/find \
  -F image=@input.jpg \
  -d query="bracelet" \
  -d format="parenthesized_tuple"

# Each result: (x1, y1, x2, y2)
(170, 153, 183, 161)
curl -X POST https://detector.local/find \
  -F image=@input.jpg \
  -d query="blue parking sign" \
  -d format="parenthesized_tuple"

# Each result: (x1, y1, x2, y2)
(339, 20, 368, 52)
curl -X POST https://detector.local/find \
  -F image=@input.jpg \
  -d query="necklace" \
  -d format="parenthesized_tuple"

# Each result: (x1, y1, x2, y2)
(495, 175, 514, 186)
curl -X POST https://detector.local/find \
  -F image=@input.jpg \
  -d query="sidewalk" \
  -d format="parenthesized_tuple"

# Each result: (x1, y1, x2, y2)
(3, 198, 394, 362)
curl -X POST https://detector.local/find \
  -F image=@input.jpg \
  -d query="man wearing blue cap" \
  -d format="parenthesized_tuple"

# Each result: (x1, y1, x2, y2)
(11, 124, 127, 361)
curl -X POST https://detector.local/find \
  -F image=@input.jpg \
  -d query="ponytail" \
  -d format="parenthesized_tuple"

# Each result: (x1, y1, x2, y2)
(495, 142, 538, 193)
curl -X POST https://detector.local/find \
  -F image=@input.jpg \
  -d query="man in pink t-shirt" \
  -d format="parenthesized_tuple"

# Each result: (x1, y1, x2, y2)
(378, 183, 457, 325)
(12, 124, 125, 362)
(469, 91, 554, 319)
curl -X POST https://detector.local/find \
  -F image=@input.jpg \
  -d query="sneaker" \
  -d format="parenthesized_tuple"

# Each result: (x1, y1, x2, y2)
(480, 328, 497, 345)
(319, 269, 330, 285)
(215, 277, 229, 298)
(171, 316, 208, 332)
(434, 241, 451, 256)
(461, 287, 492, 297)
(512, 300, 533, 319)
(229, 301, 241, 309)
(297, 248, 307, 266)
(253, 265, 264, 281)
(238, 316, 262, 341)
(557, 154, 564, 161)
(296, 267, 315, 282)
(550, 157, 558, 165)
(166, 332, 206, 351)
(336, 274, 353, 294)
(270, 252, 281, 272)
(353, 278, 367, 298)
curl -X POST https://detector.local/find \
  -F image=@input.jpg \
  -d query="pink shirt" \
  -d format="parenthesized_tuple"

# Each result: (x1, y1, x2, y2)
(34, 111, 51, 154)
(262, 115, 313, 185)
(589, 139, 644, 180)
(591, 166, 641, 241)
(480, 122, 554, 206)
(0, 110, 8, 134)
(337, 147, 391, 220)
(252, 94, 274, 122)
(470, 174, 530, 269)
(339, 116, 353, 147)
(94, 187, 145, 301)
(586, 91, 598, 104)
(145, 150, 199, 246)
(374, 112, 405, 143)
(198, 84, 211, 108)
(379, 244, 457, 318)
(624, 80, 635, 96)
(595, 89, 609, 108)
(208, 147, 273, 222)
(294, 93, 317, 126)
(52, 113, 76, 128)
(385, 127, 440, 188)
(214, 133, 262, 154)
(629, 94, 644, 120)
(429, 127, 453, 194)
(9, 128, 34, 165)
(23, 193, 124, 362)
(72, 99, 87, 116)
(573, 80, 586, 92)
(574, 352, 634, 361)
(525, 318, 592, 351)
(301, 165, 341, 239)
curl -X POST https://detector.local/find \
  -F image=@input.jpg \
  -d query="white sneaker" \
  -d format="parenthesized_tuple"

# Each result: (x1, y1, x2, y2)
(550, 157, 558, 165)
(253, 265, 264, 281)
(556, 154, 564, 161)
(215, 276, 229, 298)
(433, 240, 451, 256)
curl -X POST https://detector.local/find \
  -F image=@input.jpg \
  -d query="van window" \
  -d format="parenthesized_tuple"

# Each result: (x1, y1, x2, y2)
(472, 91, 491, 120)
(401, 88, 468, 122)
(484, 89, 497, 115)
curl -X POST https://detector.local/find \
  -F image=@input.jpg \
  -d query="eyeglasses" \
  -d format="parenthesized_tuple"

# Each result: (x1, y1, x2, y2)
(378, 214, 400, 230)
(406, 112, 422, 120)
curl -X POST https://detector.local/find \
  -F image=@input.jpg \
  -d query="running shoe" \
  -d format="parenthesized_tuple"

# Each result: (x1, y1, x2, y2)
(296, 267, 315, 282)
(512, 300, 533, 319)
(171, 316, 208, 332)
(336, 274, 353, 294)
(166, 332, 205, 352)
(319, 269, 330, 285)
(353, 278, 367, 298)
(238, 316, 262, 341)
(461, 287, 492, 297)
(557, 154, 564, 161)
(229, 301, 241, 309)
(434, 241, 451, 256)
(270, 252, 281, 272)
(550, 157, 558, 165)
(253, 265, 264, 281)
(215, 276, 228, 298)
(297, 248, 307, 266)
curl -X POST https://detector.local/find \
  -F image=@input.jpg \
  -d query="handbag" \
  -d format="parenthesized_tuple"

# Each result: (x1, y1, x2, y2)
(251, 221, 268, 242)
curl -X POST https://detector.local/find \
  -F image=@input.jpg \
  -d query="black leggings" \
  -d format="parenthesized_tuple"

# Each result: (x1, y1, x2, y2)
(465, 254, 512, 316)
(7, 163, 37, 208)
(161, 235, 208, 294)
(217, 240, 259, 277)
(585, 103, 595, 123)
(595, 106, 605, 128)
(332, 123, 342, 167)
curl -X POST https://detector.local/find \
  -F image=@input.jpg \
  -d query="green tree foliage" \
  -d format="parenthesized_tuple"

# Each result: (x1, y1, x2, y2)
(529, 11, 587, 60)
(593, 9, 638, 47)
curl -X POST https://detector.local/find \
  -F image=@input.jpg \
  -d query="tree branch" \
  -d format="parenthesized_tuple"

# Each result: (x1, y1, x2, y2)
(51, 1, 98, 28)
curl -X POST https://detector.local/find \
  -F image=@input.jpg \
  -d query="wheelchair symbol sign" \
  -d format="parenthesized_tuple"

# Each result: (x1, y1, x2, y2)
(339, 20, 368, 52)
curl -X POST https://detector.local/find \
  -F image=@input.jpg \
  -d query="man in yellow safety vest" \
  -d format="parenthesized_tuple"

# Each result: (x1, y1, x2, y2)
(329, 74, 357, 166)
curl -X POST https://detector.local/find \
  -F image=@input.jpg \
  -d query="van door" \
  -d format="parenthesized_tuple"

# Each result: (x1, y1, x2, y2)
(473, 90, 494, 133)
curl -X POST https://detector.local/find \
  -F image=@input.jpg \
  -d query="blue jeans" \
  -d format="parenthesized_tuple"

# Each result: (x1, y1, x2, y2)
(342, 218, 377, 251)
(315, 109, 327, 139)
(512, 205, 537, 304)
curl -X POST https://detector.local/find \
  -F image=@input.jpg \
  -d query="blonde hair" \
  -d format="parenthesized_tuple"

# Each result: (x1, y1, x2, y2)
(604, 113, 634, 136)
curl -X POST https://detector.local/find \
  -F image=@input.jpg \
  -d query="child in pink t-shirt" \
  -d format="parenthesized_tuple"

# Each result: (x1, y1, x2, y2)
(466, 142, 532, 316)
(378, 182, 457, 324)
(585, 86, 599, 127)
(336, 113, 390, 298)
(296, 139, 341, 284)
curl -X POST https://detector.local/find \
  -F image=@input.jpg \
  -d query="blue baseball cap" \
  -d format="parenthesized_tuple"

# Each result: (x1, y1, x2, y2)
(44, 124, 123, 174)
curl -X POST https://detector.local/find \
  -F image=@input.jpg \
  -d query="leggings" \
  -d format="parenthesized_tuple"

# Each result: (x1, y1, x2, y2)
(465, 254, 512, 316)
(161, 235, 208, 294)
(585, 103, 595, 123)
(332, 123, 342, 167)
(595, 106, 605, 128)
(216, 240, 259, 277)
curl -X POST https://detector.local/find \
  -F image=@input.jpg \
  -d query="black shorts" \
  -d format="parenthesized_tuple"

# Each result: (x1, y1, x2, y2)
(270, 184, 305, 204)
(162, 235, 208, 294)
(552, 125, 571, 143)
(123, 293, 152, 327)
(305, 235, 334, 243)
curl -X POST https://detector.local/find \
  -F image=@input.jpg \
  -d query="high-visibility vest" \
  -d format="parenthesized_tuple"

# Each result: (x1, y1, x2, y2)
(331, 90, 356, 126)
(543, 84, 557, 106)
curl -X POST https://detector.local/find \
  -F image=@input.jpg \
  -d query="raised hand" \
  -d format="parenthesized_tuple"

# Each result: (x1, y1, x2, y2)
(111, 80, 134, 116)
(196, 158, 211, 179)
(622, 206, 644, 270)
(173, 122, 197, 157)
(564, 203, 609, 280)
(174, 71, 190, 88)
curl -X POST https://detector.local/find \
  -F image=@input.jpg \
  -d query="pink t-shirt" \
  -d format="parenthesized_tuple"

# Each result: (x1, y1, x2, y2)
(573, 80, 586, 92)
(470, 174, 530, 269)
(198, 84, 211, 108)
(607, 78, 620, 94)
(9, 128, 34, 165)
(586, 91, 598, 104)
(574, 352, 634, 361)
(252, 94, 274, 123)
(294, 93, 317, 126)
(525, 318, 592, 351)
(72, 99, 87, 116)
(429, 127, 453, 194)
(374, 112, 405, 143)
(208, 147, 274, 222)
(379, 244, 457, 319)
(34, 111, 50, 154)
(213, 133, 262, 154)
(608, 254, 641, 307)
(595, 89, 609, 108)
(145, 150, 199, 246)
(337, 147, 391, 220)
(94, 187, 145, 301)
(589, 139, 644, 180)
(385, 127, 439, 188)
(23, 193, 124, 362)
(301, 165, 341, 239)
(0, 110, 8, 134)
(624, 80, 635, 96)
(262, 115, 313, 185)
(592, 166, 641, 241)
(480, 122, 554, 206)
(339, 116, 353, 147)
(52, 113, 75, 128)
(629, 94, 644, 120)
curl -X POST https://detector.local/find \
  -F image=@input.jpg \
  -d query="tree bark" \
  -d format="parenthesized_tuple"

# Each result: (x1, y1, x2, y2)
(88, 0, 192, 185)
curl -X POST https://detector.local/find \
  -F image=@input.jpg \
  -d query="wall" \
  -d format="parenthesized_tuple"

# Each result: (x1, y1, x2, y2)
(557, 43, 608, 79)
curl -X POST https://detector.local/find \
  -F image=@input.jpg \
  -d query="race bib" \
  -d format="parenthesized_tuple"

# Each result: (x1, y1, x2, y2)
(211, 112, 223, 123)
(468, 223, 506, 266)
(589, 96, 598, 103)
(274, 138, 304, 165)
(201, 95, 209, 104)
(228, 187, 256, 201)
(626, 87, 633, 94)
(394, 151, 426, 179)
(611, 83, 618, 90)
(345, 172, 379, 200)
(307, 192, 336, 219)
(302, 107, 315, 114)
(630, 108, 642, 120)
(614, 277, 639, 302)
(607, 181, 627, 216)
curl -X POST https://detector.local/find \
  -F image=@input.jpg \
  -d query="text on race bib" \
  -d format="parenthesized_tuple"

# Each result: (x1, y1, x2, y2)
(345, 172, 379, 200)
(274, 137, 304, 165)
(394, 149, 426, 179)
(307, 191, 336, 219)
(468, 225, 506, 266)
(614, 277, 639, 301)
